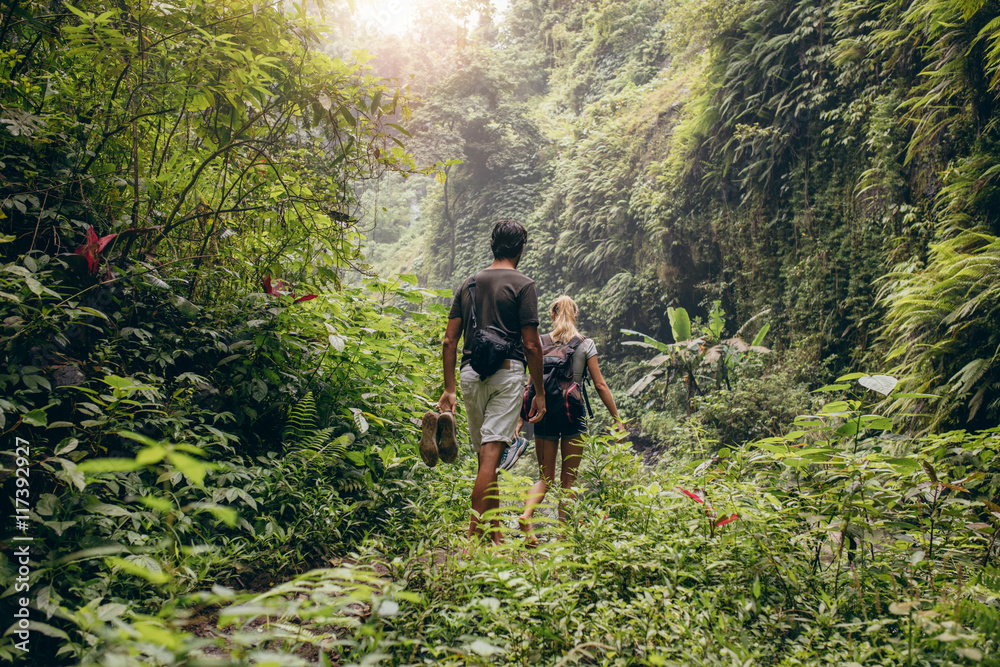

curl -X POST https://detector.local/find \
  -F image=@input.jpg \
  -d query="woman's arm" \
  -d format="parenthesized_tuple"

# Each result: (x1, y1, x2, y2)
(587, 354, 626, 432)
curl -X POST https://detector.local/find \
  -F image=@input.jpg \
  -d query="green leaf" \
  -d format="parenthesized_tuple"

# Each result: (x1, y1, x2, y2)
(25, 621, 70, 640)
(753, 443, 790, 453)
(23, 408, 48, 426)
(888, 601, 916, 615)
(78, 458, 143, 473)
(96, 603, 129, 621)
(136, 445, 167, 465)
(956, 648, 983, 661)
(191, 502, 238, 527)
(835, 421, 860, 437)
(167, 452, 209, 486)
(468, 639, 504, 657)
(107, 556, 169, 584)
(886, 457, 921, 473)
(101, 375, 135, 389)
(349, 407, 369, 435)
(137, 494, 173, 513)
(858, 375, 898, 395)
(835, 372, 867, 382)
(750, 322, 770, 347)
(55, 458, 86, 491)
(54, 439, 78, 455)
(85, 502, 132, 517)
(119, 430, 161, 448)
(387, 123, 412, 137)
(55, 544, 128, 566)
(667, 307, 691, 342)
(708, 301, 725, 339)
(133, 620, 186, 649)
(866, 417, 894, 430)
(168, 294, 200, 318)
(813, 384, 849, 393)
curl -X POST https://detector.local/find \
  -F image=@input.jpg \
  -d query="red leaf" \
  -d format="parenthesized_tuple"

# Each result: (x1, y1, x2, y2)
(293, 294, 317, 303)
(97, 233, 118, 253)
(74, 226, 101, 273)
(714, 513, 739, 528)
(675, 487, 704, 504)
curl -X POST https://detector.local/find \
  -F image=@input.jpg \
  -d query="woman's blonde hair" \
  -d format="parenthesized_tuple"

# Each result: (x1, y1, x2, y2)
(549, 295, 581, 343)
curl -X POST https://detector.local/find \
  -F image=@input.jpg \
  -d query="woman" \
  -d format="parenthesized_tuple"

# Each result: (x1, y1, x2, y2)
(519, 295, 625, 544)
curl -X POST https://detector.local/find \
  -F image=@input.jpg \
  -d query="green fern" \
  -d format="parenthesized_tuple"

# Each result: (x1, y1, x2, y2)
(954, 568, 1000, 665)
(284, 391, 317, 442)
(282, 393, 350, 466)
(288, 427, 349, 466)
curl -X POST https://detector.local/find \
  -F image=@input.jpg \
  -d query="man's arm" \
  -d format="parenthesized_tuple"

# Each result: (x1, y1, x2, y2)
(437, 317, 463, 413)
(521, 324, 546, 423)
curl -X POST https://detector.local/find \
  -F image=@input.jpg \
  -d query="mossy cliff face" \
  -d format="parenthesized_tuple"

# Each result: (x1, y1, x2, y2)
(377, 0, 1000, 429)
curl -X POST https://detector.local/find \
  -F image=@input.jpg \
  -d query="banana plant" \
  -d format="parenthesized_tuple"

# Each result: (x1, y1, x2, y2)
(623, 304, 771, 415)
(623, 306, 705, 416)
(702, 304, 772, 390)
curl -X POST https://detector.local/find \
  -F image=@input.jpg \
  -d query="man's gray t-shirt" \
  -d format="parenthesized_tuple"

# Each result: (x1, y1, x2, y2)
(449, 268, 539, 368)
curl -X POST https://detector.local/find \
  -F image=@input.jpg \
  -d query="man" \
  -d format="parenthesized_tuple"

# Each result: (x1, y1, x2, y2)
(432, 219, 546, 545)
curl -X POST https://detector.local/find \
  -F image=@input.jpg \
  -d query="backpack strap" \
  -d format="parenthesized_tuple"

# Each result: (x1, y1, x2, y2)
(574, 337, 595, 418)
(565, 335, 584, 354)
(467, 275, 479, 331)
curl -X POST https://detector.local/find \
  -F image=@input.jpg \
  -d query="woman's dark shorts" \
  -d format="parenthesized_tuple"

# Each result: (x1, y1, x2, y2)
(533, 410, 587, 440)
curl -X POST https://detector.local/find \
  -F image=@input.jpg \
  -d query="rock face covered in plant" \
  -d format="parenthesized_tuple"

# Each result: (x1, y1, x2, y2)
(358, 0, 1000, 429)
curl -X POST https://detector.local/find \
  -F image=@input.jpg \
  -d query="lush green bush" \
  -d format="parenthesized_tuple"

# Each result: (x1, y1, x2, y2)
(695, 357, 817, 449)
(0, 258, 448, 662)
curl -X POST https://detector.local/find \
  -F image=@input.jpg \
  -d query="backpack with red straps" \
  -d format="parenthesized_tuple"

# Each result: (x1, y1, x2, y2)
(521, 334, 593, 422)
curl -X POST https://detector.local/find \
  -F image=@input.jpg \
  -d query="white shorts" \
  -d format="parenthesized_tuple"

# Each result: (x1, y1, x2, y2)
(460, 361, 525, 452)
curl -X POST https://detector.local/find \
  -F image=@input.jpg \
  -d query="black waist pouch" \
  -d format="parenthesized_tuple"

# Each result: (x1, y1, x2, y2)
(471, 326, 513, 380)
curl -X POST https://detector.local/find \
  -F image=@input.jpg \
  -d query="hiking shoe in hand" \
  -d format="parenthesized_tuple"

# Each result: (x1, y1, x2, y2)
(437, 412, 458, 463)
(500, 435, 530, 471)
(419, 411, 439, 467)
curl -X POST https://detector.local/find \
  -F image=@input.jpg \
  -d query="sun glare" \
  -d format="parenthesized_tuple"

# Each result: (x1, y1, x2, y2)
(356, 0, 416, 36)
(355, 0, 509, 36)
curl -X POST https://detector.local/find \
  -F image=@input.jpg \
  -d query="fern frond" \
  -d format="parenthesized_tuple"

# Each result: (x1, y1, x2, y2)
(284, 391, 318, 442)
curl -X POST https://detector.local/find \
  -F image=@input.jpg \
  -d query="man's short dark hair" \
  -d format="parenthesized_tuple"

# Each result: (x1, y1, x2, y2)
(490, 219, 527, 260)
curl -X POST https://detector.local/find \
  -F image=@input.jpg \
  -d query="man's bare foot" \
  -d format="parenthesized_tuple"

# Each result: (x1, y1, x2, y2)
(518, 516, 539, 548)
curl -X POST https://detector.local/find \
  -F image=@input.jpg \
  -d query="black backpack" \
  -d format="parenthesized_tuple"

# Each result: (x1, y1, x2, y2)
(521, 334, 594, 422)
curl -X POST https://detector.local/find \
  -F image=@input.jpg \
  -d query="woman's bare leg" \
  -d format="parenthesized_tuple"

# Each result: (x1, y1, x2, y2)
(519, 437, 558, 543)
(558, 435, 585, 522)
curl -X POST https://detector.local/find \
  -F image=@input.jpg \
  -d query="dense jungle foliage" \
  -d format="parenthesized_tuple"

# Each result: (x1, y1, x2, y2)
(1, 0, 999, 665)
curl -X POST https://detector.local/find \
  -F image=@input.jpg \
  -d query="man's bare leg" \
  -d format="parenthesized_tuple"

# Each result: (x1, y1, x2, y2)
(469, 441, 505, 545)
